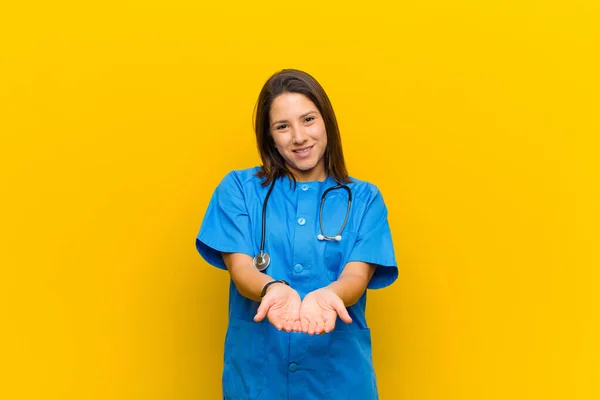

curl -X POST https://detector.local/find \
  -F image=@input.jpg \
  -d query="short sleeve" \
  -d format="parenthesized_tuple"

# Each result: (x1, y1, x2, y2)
(195, 171, 254, 270)
(347, 186, 398, 289)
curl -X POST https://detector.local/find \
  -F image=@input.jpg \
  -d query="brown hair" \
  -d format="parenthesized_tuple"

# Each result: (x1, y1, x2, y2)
(253, 69, 351, 188)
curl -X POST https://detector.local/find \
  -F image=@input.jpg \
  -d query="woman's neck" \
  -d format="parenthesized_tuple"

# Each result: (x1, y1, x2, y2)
(290, 167, 327, 183)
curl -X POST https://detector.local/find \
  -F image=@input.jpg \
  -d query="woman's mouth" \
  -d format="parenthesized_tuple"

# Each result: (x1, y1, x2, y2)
(292, 145, 314, 158)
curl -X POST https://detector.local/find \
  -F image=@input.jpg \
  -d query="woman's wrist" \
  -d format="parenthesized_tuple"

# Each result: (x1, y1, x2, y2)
(260, 279, 290, 298)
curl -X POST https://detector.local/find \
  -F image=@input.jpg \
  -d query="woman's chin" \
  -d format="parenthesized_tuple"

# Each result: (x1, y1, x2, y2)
(289, 163, 317, 173)
(285, 156, 325, 176)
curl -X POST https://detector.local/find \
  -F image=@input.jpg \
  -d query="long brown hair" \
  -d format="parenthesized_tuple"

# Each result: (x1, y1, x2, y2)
(253, 69, 351, 188)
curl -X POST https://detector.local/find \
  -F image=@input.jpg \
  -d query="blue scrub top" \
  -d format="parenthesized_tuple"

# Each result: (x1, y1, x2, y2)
(196, 166, 398, 400)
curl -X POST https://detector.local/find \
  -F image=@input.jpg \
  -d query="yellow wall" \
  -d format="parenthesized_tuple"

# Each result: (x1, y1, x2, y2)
(1, 1, 598, 399)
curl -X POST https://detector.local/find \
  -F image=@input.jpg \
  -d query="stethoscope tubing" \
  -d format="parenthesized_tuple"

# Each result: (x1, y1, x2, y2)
(260, 178, 277, 254)
(318, 185, 352, 241)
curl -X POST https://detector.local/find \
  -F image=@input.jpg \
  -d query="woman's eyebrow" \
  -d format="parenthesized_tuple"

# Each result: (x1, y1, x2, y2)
(271, 110, 318, 126)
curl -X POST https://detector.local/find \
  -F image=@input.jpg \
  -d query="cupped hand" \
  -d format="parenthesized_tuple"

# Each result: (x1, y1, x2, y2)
(254, 284, 302, 332)
(299, 287, 352, 335)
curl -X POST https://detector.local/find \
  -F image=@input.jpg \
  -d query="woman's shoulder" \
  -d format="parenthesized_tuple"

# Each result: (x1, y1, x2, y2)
(225, 166, 261, 183)
(347, 175, 384, 204)
(217, 166, 263, 193)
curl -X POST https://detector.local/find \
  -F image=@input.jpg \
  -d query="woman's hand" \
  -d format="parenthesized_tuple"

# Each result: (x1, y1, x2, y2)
(299, 287, 352, 335)
(254, 284, 302, 332)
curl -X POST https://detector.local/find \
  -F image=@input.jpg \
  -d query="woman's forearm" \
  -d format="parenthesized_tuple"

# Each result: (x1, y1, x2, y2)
(327, 261, 376, 307)
(222, 253, 274, 302)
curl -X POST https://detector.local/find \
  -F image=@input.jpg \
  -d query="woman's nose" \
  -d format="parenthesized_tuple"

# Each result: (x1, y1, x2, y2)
(292, 126, 308, 144)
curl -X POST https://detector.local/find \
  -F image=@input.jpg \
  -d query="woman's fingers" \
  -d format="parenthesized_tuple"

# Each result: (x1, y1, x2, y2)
(283, 294, 301, 332)
(282, 311, 296, 332)
(323, 312, 336, 333)
(315, 315, 325, 335)
(293, 319, 302, 332)
(273, 311, 297, 331)
(308, 317, 318, 335)
(301, 315, 311, 333)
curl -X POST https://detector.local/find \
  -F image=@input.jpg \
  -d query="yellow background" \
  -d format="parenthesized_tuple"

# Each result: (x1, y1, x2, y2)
(1, 1, 598, 399)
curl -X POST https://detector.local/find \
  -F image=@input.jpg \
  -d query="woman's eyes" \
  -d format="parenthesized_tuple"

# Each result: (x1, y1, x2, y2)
(275, 117, 315, 130)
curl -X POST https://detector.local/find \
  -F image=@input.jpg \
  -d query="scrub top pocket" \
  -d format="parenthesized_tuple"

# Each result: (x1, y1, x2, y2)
(323, 230, 358, 281)
(325, 328, 377, 400)
(222, 319, 267, 400)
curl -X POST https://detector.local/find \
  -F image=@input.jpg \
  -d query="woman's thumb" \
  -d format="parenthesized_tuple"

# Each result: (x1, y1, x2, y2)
(254, 296, 274, 322)
(333, 298, 352, 324)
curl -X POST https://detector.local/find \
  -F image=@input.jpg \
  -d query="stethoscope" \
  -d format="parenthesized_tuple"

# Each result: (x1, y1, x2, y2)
(253, 177, 353, 271)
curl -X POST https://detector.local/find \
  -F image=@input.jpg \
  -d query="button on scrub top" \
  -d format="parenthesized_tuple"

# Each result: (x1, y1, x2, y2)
(196, 166, 398, 400)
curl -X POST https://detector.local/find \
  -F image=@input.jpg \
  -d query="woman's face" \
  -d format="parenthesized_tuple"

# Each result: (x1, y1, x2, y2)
(269, 92, 328, 182)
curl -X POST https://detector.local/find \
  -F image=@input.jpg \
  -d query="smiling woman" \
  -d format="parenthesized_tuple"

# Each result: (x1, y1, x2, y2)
(269, 93, 328, 182)
(253, 69, 352, 190)
(195, 69, 398, 400)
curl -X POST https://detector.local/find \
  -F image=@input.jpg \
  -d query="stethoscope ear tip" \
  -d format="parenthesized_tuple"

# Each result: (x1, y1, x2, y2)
(317, 234, 343, 241)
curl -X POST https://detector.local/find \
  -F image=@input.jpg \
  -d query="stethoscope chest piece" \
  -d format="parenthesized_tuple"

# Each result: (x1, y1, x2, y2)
(253, 251, 270, 271)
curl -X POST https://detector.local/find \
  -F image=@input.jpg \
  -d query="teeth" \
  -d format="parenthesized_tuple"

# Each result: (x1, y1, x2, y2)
(295, 147, 311, 153)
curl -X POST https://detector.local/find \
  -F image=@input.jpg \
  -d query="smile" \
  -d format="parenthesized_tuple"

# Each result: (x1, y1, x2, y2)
(292, 145, 314, 158)
(292, 145, 313, 154)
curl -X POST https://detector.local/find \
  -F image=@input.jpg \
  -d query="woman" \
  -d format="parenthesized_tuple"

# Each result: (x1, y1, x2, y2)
(195, 69, 397, 399)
